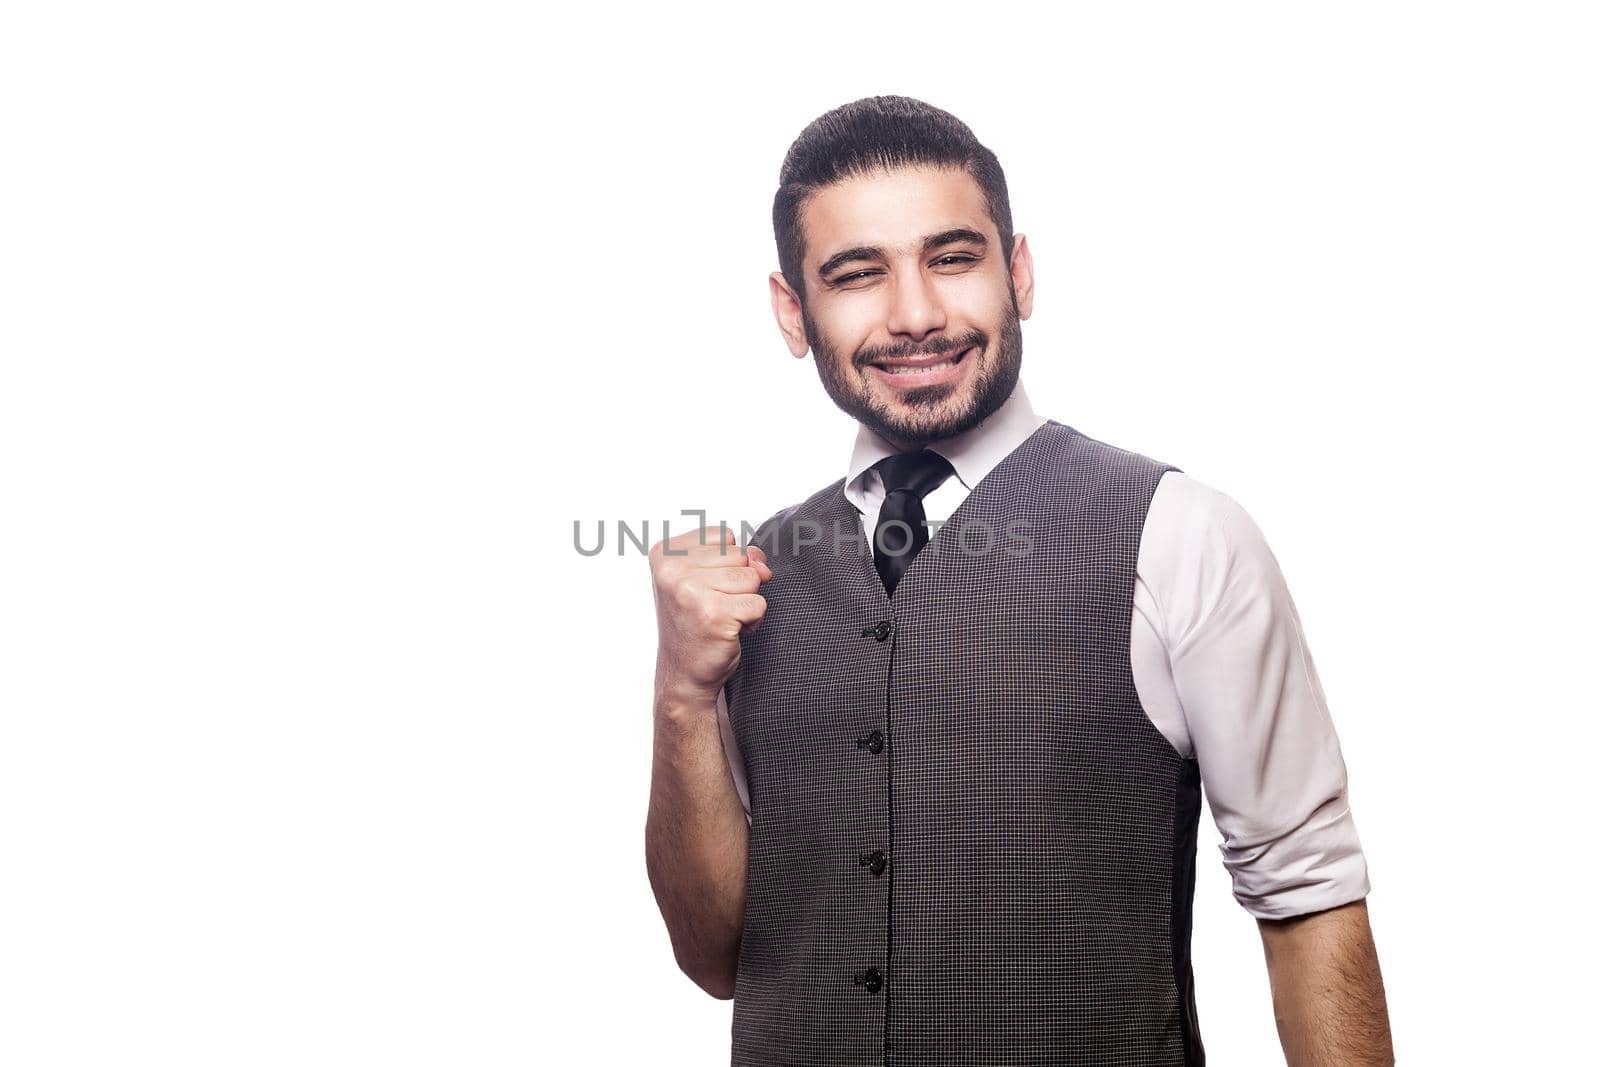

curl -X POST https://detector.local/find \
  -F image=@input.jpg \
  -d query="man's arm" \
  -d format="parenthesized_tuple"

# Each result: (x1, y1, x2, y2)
(646, 688, 749, 999)
(1135, 474, 1388, 1056)
(643, 525, 770, 1000)
(1258, 898, 1394, 1066)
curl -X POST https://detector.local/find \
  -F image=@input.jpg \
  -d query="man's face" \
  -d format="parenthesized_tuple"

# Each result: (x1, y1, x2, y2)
(775, 164, 1033, 447)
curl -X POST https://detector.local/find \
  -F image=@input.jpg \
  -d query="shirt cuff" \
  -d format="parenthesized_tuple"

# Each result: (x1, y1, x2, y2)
(1220, 793, 1372, 920)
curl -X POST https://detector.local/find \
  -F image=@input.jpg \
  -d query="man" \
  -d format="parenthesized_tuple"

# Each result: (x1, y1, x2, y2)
(645, 95, 1393, 1066)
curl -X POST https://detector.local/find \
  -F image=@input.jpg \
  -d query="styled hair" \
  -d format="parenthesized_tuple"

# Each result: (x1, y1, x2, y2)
(773, 95, 1014, 303)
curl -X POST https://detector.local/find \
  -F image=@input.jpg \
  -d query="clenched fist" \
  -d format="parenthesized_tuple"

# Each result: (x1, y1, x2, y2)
(649, 523, 773, 707)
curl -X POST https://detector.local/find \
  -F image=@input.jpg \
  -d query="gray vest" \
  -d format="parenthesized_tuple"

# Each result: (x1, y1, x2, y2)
(726, 420, 1203, 1066)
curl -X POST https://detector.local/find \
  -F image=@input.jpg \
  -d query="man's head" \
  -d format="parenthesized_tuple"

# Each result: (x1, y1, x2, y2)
(770, 96, 1034, 448)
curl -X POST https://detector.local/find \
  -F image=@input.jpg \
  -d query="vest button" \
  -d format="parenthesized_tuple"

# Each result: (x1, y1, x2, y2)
(858, 849, 888, 873)
(866, 730, 884, 754)
(853, 967, 883, 993)
(871, 620, 892, 641)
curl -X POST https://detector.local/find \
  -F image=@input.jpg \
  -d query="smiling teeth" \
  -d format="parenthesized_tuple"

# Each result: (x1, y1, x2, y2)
(883, 356, 957, 375)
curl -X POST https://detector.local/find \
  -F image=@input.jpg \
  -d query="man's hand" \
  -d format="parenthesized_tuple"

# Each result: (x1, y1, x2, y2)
(649, 523, 772, 706)
(1258, 898, 1394, 1066)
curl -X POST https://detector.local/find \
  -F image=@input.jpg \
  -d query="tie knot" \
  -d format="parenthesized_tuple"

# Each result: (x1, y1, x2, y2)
(874, 449, 955, 500)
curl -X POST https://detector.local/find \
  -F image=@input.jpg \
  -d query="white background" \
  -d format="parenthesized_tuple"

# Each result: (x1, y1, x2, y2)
(3, 2, 1596, 1063)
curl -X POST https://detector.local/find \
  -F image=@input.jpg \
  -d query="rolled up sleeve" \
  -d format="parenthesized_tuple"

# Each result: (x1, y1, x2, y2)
(1158, 481, 1371, 920)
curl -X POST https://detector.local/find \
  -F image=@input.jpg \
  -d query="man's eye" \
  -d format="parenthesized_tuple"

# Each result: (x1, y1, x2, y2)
(831, 259, 971, 286)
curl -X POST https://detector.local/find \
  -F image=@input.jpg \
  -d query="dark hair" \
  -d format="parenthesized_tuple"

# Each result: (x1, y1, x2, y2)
(773, 95, 1014, 303)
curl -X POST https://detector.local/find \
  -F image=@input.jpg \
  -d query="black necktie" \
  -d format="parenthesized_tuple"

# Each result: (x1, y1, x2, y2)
(871, 449, 956, 597)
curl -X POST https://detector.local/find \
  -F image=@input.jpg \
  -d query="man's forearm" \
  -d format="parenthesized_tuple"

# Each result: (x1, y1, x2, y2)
(1258, 898, 1394, 1066)
(644, 693, 749, 999)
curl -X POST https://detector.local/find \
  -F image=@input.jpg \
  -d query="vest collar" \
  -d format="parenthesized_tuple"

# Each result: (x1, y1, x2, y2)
(824, 416, 1066, 608)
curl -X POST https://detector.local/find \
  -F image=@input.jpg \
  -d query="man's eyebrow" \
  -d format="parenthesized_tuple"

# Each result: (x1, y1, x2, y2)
(816, 229, 990, 281)
(922, 228, 988, 253)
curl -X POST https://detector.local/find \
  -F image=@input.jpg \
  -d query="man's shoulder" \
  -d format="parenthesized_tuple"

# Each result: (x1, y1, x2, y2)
(1015, 421, 1185, 506)
(746, 477, 849, 548)
(1044, 420, 1183, 480)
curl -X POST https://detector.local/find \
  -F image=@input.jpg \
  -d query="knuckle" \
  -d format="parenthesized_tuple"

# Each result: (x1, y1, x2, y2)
(665, 576, 697, 609)
(692, 595, 722, 628)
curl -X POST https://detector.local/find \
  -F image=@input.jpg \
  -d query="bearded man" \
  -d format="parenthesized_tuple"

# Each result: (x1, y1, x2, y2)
(646, 95, 1393, 1067)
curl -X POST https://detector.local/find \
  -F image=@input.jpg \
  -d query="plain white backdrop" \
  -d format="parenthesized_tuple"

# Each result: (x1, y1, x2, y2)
(3, 2, 1596, 1063)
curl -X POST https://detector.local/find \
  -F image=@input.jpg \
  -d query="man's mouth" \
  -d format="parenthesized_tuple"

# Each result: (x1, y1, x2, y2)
(866, 346, 973, 380)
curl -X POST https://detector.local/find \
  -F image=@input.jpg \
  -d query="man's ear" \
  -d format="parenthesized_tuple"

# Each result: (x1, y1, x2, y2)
(1009, 233, 1035, 321)
(769, 271, 811, 358)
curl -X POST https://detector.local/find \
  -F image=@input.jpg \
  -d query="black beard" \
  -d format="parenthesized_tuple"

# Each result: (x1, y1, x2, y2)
(803, 293, 1023, 447)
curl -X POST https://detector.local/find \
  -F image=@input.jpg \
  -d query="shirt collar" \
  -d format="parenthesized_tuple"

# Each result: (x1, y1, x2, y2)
(843, 378, 1047, 513)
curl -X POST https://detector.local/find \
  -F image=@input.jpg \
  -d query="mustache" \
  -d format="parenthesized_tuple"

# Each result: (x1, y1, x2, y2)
(855, 329, 986, 368)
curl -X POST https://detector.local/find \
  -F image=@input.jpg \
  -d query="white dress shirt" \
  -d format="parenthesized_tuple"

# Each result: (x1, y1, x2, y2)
(717, 380, 1371, 920)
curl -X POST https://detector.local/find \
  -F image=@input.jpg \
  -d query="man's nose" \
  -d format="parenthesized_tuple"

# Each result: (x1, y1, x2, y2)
(885, 270, 947, 341)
